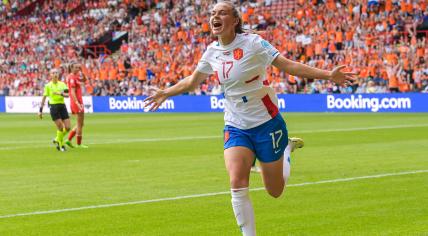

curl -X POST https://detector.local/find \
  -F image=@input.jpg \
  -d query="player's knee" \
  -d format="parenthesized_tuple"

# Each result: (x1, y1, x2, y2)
(266, 182, 285, 198)
(267, 188, 284, 198)
(230, 178, 249, 189)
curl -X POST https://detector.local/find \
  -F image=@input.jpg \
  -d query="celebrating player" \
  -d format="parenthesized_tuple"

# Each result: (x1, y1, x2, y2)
(66, 63, 89, 148)
(38, 69, 71, 152)
(144, 2, 356, 235)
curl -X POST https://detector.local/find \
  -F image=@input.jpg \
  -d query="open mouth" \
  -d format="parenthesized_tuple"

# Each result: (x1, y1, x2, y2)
(212, 21, 223, 30)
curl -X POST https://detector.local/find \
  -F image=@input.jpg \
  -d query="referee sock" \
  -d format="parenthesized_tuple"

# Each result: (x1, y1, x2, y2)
(68, 130, 76, 141)
(62, 128, 69, 140)
(57, 130, 64, 145)
(283, 143, 292, 184)
(231, 187, 256, 236)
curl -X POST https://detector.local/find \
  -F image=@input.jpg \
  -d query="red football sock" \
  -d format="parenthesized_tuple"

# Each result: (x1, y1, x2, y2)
(68, 130, 76, 141)
(77, 135, 82, 145)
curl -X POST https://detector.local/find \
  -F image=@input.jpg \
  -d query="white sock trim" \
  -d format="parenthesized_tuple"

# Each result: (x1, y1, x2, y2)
(231, 187, 249, 192)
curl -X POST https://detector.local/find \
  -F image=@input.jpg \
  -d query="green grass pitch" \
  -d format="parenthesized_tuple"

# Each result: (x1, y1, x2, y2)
(0, 113, 427, 235)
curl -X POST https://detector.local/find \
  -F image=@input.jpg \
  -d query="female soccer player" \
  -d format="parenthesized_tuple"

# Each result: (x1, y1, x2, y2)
(144, 2, 356, 235)
(38, 69, 71, 152)
(66, 63, 88, 148)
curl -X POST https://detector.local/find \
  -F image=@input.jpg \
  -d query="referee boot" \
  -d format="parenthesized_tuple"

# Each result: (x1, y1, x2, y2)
(52, 138, 60, 151)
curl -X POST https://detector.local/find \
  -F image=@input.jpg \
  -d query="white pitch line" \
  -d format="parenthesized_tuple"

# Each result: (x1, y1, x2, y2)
(0, 136, 220, 151)
(294, 123, 428, 134)
(0, 169, 427, 220)
(1, 124, 427, 151)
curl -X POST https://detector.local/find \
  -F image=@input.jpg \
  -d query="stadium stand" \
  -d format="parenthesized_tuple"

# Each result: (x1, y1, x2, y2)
(0, 0, 427, 96)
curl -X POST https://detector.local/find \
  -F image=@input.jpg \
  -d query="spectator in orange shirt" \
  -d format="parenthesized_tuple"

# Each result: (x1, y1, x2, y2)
(386, 63, 401, 93)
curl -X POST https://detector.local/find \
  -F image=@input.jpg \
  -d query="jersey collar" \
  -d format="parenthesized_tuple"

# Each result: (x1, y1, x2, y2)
(216, 34, 241, 50)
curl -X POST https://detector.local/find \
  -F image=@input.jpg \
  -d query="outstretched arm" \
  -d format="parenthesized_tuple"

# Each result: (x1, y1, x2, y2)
(164, 70, 209, 97)
(272, 55, 356, 85)
(144, 70, 209, 111)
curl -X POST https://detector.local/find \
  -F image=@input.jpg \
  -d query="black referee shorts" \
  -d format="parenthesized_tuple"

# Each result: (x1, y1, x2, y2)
(49, 104, 70, 121)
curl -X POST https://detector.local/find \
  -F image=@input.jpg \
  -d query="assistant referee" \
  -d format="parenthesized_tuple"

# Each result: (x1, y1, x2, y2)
(38, 69, 72, 151)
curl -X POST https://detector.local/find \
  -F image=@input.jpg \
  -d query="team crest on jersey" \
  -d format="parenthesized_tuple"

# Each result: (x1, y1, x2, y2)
(233, 48, 244, 60)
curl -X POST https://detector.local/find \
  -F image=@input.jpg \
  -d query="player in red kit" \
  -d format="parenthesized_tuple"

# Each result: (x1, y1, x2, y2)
(65, 63, 88, 148)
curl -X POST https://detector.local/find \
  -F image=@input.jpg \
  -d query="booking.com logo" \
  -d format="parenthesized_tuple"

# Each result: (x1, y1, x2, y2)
(327, 95, 412, 112)
(210, 96, 286, 110)
(109, 97, 175, 112)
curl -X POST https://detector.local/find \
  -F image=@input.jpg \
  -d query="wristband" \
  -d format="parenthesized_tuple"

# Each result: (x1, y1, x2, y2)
(39, 107, 43, 113)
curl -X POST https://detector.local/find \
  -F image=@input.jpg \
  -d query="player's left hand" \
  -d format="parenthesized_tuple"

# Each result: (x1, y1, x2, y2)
(143, 89, 168, 112)
(330, 65, 358, 86)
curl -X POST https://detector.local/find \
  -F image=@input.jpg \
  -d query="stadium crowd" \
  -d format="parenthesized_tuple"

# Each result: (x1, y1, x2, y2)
(0, 0, 427, 97)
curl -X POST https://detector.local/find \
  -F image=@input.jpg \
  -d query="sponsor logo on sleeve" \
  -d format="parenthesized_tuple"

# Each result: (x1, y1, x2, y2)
(261, 40, 272, 49)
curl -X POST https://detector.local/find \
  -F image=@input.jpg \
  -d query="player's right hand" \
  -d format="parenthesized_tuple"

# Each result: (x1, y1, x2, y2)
(143, 89, 168, 112)
(38, 112, 43, 119)
(77, 103, 84, 112)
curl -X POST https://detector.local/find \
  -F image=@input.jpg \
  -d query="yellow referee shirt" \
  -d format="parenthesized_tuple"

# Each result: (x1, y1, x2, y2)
(43, 81, 68, 105)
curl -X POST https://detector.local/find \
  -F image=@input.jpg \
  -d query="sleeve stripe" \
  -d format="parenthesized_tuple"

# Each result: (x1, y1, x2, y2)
(245, 75, 260, 84)
(272, 51, 280, 57)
